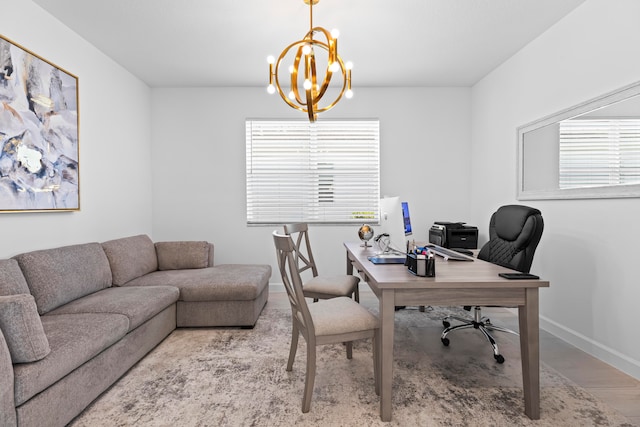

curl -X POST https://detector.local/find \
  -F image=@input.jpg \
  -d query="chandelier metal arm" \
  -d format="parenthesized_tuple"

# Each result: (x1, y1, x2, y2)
(291, 46, 304, 105)
(305, 50, 316, 121)
(267, 0, 352, 122)
(307, 28, 337, 101)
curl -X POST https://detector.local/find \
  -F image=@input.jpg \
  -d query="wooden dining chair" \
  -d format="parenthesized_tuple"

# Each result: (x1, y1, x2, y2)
(273, 231, 379, 413)
(284, 223, 360, 302)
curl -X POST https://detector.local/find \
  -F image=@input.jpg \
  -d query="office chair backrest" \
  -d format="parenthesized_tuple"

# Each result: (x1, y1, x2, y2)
(283, 223, 319, 278)
(477, 205, 544, 273)
(273, 231, 316, 336)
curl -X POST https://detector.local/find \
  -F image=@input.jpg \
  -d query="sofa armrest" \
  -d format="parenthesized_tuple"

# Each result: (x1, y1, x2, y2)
(207, 243, 214, 267)
(0, 327, 17, 426)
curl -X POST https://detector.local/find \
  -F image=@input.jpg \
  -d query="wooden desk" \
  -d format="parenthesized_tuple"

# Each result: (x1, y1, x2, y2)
(344, 242, 550, 422)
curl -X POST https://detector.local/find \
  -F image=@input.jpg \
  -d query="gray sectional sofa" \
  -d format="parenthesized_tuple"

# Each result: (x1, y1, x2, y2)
(0, 234, 271, 427)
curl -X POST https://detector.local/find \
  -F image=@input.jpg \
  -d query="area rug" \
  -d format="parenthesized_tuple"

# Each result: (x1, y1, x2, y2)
(69, 302, 634, 427)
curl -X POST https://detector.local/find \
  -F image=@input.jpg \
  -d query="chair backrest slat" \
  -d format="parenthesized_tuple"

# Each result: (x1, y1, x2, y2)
(284, 223, 319, 278)
(273, 231, 315, 337)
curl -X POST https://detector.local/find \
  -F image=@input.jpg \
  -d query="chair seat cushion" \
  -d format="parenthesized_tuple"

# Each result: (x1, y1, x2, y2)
(308, 297, 378, 336)
(303, 275, 359, 298)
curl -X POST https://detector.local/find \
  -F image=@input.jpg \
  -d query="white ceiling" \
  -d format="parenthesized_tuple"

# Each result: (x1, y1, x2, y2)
(32, 0, 585, 88)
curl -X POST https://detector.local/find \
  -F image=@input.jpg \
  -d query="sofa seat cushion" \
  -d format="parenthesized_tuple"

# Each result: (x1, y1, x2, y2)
(47, 286, 179, 331)
(124, 264, 271, 302)
(13, 313, 129, 406)
(13, 243, 113, 315)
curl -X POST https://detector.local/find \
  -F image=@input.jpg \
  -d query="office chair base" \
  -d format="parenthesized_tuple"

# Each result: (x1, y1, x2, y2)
(441, 308, 518, 364)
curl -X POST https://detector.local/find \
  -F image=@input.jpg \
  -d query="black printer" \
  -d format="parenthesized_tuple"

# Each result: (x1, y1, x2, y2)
(429, 222, 478, 249)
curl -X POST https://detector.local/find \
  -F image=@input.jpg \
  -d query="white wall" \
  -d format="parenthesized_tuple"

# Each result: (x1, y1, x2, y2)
(470, 0, 640, 379)
(17, 0, 636, 385)
(151, 87, 471, 279)
(1, 1, 153, 258)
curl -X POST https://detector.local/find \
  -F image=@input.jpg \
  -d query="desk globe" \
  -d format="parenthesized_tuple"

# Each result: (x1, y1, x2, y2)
(358, 224, 374, 247)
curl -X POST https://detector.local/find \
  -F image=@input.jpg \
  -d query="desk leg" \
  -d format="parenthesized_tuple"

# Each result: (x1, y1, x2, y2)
(346, 251, 354, 276)
(379, 289, 394, 422)
(519, 288, 540, 420)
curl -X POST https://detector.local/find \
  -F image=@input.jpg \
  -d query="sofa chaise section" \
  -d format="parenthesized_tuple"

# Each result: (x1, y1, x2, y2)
(102, 235, 271, 327)
(128, 264, 271, 327)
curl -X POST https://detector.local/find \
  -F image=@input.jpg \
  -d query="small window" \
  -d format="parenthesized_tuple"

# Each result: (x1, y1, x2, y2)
(559, 119, 640, 189)
(246, 120, 380, 224)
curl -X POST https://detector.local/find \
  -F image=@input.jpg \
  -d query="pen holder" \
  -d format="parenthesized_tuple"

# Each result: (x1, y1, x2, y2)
(406, 253, 435, 277)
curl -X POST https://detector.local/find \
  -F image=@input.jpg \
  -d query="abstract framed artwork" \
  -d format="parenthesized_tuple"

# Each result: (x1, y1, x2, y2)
(0, 34, 79, 212)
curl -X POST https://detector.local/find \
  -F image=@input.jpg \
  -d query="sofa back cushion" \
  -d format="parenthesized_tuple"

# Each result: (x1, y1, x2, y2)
(0, 259, 30, 295)
(0, 294, 50, 363)
(155, 241, 211, 270)
(102, 235, 158, 286)
(13, 243, 112, 315)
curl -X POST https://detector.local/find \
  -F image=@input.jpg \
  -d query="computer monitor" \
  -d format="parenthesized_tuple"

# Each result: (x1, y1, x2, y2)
(378, 196, 408, 253)
(402, 201, 412, 236)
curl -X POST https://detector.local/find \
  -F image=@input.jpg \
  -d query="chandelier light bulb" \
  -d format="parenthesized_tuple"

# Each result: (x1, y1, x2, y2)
(267, 84, 276, 94)
(267, 55, 275, 64)
(345, 61, 353, 70)
(288, 91, 296, 100)
(302, 44, 311, 55)
(303, 79, 312, 90)
(331, 29, 340, 39)
(345, 89, 353, 99)
(329, 62, 340, 73)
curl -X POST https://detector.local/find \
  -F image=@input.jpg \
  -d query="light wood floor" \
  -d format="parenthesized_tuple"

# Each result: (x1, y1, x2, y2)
(481, 304, 640, 426)
(268, 287, 640, 425)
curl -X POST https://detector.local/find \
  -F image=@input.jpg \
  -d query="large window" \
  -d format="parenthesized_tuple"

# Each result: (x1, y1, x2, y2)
(246, 120, 380, 224)
(559, 119, 640, 189)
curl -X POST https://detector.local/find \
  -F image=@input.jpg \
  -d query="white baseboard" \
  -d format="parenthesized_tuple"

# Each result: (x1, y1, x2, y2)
(539, 314, 640, 381)
(269, 283, 285, 292)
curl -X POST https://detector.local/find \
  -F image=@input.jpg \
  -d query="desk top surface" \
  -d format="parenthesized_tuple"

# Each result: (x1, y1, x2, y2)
(345, 242, 550, 290)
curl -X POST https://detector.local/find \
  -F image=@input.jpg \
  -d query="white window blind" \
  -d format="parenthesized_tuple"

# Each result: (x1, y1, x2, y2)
(559, 118, 640, 189)
(246, 120, 380, 224)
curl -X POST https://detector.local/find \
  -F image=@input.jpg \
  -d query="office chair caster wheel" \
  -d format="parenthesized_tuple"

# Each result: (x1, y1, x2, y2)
(494, 354, 505, 364)
(441, 337, 450, 346)
(443, 320, 450, 328)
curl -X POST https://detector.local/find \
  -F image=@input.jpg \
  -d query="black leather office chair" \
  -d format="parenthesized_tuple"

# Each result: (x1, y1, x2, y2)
(441, 205, 544, 363)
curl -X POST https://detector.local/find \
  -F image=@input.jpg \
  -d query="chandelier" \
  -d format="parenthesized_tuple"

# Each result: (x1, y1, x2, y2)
(267, 0, 352, 122)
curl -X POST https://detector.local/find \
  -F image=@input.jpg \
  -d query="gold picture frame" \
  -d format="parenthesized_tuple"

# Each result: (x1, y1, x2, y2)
(0, 34, 79, 212)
